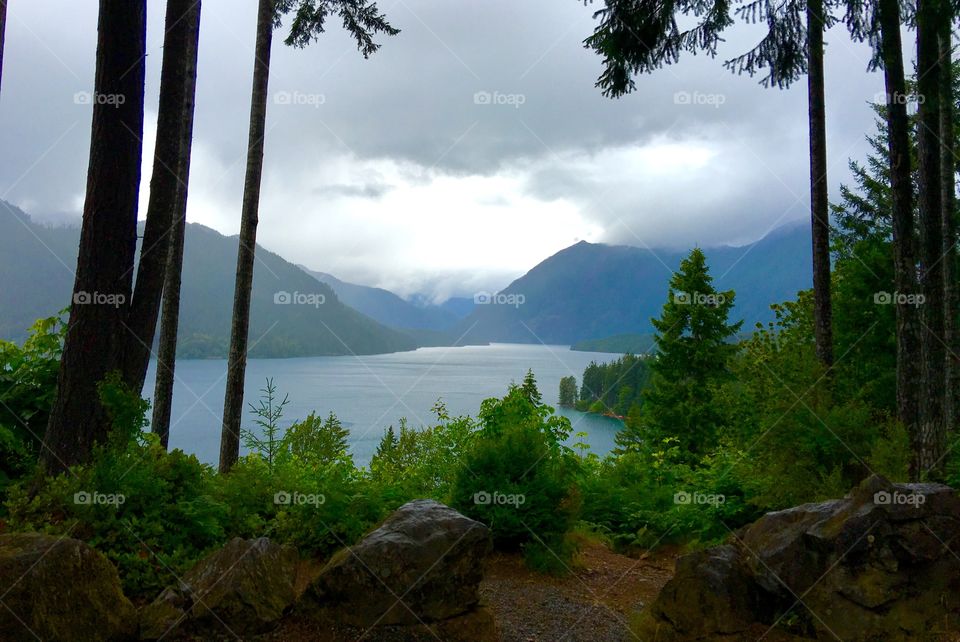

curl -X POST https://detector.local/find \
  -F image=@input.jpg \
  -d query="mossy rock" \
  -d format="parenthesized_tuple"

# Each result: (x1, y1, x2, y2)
(0, 532, 136, 641)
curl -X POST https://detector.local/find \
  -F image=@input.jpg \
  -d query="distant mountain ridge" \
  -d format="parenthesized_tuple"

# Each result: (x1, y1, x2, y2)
(1, 199, 814, 355)
(453, 223, 814, 346)
(302, 269, 467, 332)
(0, 202, 416, 357)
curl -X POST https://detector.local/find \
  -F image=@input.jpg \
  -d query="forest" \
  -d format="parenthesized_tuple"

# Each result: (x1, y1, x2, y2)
(0, 0, 959, 640)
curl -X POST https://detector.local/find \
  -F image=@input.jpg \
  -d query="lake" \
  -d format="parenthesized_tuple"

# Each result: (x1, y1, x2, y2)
(143, 343, 624, 467)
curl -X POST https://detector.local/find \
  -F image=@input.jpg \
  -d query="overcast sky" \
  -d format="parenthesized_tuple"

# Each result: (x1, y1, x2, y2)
(1, 1, 889, 299)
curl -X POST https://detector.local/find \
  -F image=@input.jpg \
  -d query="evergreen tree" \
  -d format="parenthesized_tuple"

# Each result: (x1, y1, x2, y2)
(559, 376, 578, 406)
(618, 249, 742, 460)
(521, 369, 543, 406)
(42, 0, 147, 473)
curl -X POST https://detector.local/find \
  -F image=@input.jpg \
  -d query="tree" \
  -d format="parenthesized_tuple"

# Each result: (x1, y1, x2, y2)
(120, 0, 203, 396)
(220, 0, 399, 472)
(41, 1, 146, 473)
(219, 0, 399, 473)
(0, 0, 7, 95)
(283, 411, 351, 466)
(584, 0, 835, 369)
(940, 3, 958, 447)
(559, 376, 578, 406)
(618, 249, 742, 459)
(848, 0, 924, 477)
(521, 369, 543, 405)
(725, 0, 834, 368)
(151, 0, 203, 449)
(913, 0, 947, 478)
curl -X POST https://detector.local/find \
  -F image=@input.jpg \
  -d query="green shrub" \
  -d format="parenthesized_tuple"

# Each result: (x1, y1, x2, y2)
(369, 402, 475, 508)
(450, 383, 581, 557)
(0, 314, 65, 497)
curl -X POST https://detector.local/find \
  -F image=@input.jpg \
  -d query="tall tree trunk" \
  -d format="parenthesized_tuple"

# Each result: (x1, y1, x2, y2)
(152, 0, 202, 449)
(119, 0, 202, 395)
(0, 0, 7, 95)
(219, 0, 274, 473)
(41, 0, 146, 473)
(877, 0, 922, 477)
(941, 8, 958, 443)
(806, 0, 833, 369)
(915, 0, 947, 479)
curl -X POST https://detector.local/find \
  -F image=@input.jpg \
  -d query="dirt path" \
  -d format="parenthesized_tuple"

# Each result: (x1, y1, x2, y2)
(480, 541, 676, 642)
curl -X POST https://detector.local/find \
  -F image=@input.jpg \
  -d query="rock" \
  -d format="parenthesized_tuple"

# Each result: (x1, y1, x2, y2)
(0, 532, 136, 641)
(635, 475, 960, 641)
(140, 537, 297, 639)
(634, 545, 772, 640)
(307, 499, 493, 627)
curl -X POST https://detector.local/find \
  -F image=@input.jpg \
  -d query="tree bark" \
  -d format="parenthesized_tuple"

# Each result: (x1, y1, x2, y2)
(877, 0, 922, 477)
(940, 9, 958, 443)
(41, 0, 146, 473)
(806, 0, 833, 369)
(219, 0, 274, 473)
(0, 0, 7, 95)
(152, 0, 202, 449)
(119, 0, 202, 395)
(915, 0, 946, 479)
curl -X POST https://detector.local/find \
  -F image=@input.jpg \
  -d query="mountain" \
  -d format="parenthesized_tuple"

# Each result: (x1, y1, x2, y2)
(302, 270, 461, 332)
(453, 222, 814, 346)
(0, 202, 416, 357)
(408, 293, 475, 320)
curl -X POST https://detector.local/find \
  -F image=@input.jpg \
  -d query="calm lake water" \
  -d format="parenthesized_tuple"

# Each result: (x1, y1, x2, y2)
(143, 343, 624, 467)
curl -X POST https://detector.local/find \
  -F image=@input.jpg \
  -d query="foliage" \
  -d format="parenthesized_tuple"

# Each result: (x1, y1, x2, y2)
(0, 313, 65, 495)
(369, 402, 476, 507)
(559, 375, 579, 406)
(283, 411, 351, 467)
(450, 378, 581, 560)
(5, 388, 227, 598)
(577, 354, 650, 416)
(242, 378, 291, 470)
(618, 249, 741, 460)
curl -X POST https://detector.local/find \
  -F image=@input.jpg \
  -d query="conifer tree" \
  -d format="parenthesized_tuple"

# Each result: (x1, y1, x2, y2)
(618, 249, 742, 460)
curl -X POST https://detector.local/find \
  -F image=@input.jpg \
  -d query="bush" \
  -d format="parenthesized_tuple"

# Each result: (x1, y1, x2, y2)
(0, 314, 65, 498)
(450, 384, 581, 559)
(369, 402, 475, 508)
(6, 438, 227, 599)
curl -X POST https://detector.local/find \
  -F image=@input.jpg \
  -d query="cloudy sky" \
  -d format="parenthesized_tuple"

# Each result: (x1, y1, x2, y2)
(1, 1, 887, 299)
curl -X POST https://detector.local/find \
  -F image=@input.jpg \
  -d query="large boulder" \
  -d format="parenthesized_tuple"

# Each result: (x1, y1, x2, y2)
(306, 499, 493, 627)
(139, 537, 297, 639)
(636, 476, 960, 641)
(0, 532, 137, 641)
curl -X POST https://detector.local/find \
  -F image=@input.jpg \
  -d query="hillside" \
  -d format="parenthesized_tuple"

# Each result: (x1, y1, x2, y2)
(303, 269, 462, 332)
(454, 221, 813, 345)
(0, 202, 416, 357)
